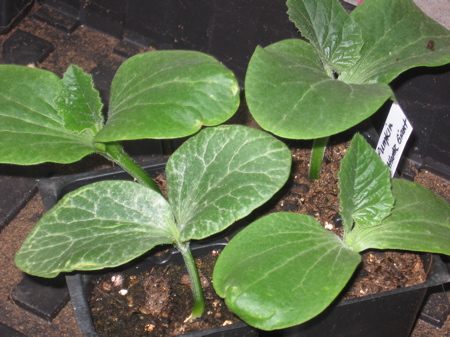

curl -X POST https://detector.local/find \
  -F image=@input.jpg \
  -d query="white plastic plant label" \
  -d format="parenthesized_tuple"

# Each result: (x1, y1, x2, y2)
(376, 102, 413, 177)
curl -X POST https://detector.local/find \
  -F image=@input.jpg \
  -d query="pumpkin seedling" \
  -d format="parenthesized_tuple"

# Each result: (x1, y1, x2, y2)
(2, 50, 293, 320)
(0, 50, 240, 190)
(245, 0, 450, 178)
(14, 124, 292, 319)
(213, 133, 450, 330)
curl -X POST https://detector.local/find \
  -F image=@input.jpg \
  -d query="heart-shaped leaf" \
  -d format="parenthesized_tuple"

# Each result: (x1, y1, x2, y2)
(346, 179, 450, 254)
(339, 133, 394, 229)
(166, 125, 292, 241)
(213, 212, 361, 330)
(15, 180, 175, 277)
(245, 39, 393, 139)
(0, 65, 97, 164)
(340, 0, 450, 84)
(287, 0, 363, 73)
(95, 51, 240, 142)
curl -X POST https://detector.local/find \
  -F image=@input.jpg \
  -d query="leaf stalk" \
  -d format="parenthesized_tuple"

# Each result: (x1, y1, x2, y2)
(176, 240, 205, 320)
(309, 136, 329, 179)
(99, 142, 160, 192)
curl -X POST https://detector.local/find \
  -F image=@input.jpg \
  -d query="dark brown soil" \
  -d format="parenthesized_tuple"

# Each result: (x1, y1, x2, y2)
(414, 169, 450, 203)
(344, 250, 427, 299)
(89, 251, 239, 337)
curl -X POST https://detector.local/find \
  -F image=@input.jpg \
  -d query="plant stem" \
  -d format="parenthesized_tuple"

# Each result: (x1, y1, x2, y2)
(176, 240, 205, 320)
(97, 142, 160, 192)
(310, 137, 329, 179)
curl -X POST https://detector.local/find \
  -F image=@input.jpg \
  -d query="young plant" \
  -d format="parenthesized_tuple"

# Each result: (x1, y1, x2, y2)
(213, 133, 450, 330)
(14, 125, 292, 320)
(0, 50, 240, 190)
(245, 0, 450, 178)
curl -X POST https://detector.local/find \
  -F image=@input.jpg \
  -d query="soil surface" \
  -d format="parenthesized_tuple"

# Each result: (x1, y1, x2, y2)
(89, 251, 239, 337)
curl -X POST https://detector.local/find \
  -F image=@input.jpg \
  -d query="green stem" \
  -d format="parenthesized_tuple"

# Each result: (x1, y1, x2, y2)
(96, 142, 160, 192)
(310, 137, 329, 180)
(176, 241, 205, 320)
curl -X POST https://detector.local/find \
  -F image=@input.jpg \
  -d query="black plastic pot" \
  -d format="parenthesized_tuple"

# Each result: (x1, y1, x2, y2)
(0, 0, 34, 34)
(66, 239, 258, 337)
(67, 252, 450, 337)
(35, 157, 450, 337)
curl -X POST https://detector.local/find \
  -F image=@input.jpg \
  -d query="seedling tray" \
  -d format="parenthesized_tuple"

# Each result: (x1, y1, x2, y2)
(0, 0, 34, 34)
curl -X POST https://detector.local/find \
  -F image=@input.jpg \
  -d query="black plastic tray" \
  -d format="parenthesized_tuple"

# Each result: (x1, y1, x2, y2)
(66, 240, 258, 337)
(0, 0, 34, 34)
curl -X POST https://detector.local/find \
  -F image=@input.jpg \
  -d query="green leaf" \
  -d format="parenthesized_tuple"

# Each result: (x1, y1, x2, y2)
(54, 65, 104, 135)
(245, 39, 393, 139)
(246, 0, 450, 141)
(15, 180, 175, 277)
(346, 179, 450, 254)
(0, 65, 97, 164)
(95, 50, 240, 142)
(213, 212, 361, 330)
(339, 134, 394, 230)
(166, 125, 292, 241)
(341, 0, 450, 84)
(287, 0, 363, 73)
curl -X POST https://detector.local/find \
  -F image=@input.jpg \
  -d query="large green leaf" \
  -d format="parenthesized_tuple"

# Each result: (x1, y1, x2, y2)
(213, 212, 361, 330)
(0, 65, 97, 164)
(341, 0, 450, 83)
(338, 133, 394, 230)
(54, 65, 104, 135)
(287, 0, 363, 73)
(346, 179, 450, 254)
(246, 0, 450, 141)
(1, 51, 240, 165)
(245, 39, 393, 139)
(166, 125, 292, 241)
(15, 180, 175, 277)
(95, 51, 240, 142)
